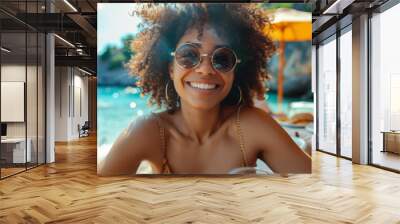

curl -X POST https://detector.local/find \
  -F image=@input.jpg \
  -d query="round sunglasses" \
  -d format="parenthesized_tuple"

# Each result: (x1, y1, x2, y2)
(170, 43, 241, 73)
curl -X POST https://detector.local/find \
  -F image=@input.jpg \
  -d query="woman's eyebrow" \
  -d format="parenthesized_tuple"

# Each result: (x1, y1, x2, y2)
(214, 44, 230, 49)
(184, 42, 230, 49)
(185, 42, 201, 47)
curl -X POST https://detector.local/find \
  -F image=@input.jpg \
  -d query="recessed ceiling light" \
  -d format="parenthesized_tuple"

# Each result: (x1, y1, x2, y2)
(78, 67, 92, 76)
(63, 0, 78, 12)
(1, 47, 11, 53)
(54, 34, 75, 48)
(322, 0, 354, 15)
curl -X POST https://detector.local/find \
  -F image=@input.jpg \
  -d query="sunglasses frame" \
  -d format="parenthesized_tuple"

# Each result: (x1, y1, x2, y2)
(170, 43, 241, 73)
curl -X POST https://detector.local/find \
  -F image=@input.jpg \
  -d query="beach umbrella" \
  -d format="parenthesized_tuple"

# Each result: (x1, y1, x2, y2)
(264, 8, 312, 113)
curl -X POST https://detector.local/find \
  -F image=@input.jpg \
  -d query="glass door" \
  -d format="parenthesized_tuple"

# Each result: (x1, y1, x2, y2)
(370, 4, 400, 171)
(339, 27, 352, 159)
(317, 35, 337, 155)
(1, 30, 28, 178)
(0, 0, 46, 179)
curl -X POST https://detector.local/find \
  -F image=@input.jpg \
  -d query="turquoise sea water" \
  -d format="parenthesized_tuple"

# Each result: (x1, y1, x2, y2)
(98, 86, 312, 146)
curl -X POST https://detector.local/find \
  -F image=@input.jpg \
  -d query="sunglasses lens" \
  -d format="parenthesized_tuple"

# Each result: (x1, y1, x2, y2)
(212, 48, 237, 73)
(175, 44, 200, 69)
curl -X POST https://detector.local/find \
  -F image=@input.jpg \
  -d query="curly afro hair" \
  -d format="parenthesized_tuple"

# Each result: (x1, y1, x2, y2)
(128, 3, 276, 112)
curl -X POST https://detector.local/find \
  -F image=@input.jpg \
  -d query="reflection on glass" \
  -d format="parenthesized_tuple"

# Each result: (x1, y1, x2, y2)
(38, 32, 46, 165)
(228, 167, 274, 175)
(317, 37, 337, 154)
(27, 31, 38, 169)
(340, 29, 352, 158)
(371, 5, 400, 171)
(1, 31, 27, 177)
(0, 1, 47, 179)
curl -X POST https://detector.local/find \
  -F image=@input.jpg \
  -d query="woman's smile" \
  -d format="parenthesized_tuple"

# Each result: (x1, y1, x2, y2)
(187, 81, 219, 90)
(184, 80, 223, 95)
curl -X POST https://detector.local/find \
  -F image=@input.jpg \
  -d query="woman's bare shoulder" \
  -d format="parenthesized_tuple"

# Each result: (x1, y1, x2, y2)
(239, 106, 276, 125)
(126, 114, 158, 134)
(125, 111, 174, 142)
(218, 106, 274, 132)
(112, 112, 167, 155)
(118, 112, 168, 155)
(236, 106, 284, 146)
(98, 113, 165, 176)
(238, 107, 311, 173)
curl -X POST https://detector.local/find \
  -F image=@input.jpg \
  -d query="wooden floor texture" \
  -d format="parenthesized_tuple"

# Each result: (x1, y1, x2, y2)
(1, 167, 26, 178)
(372, 151, 400, 171)
(1, 134, 400, 223)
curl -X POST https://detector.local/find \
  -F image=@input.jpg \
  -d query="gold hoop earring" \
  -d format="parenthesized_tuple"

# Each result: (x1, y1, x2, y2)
(165, 81, 171, 102)
(236, 85, 243, 106)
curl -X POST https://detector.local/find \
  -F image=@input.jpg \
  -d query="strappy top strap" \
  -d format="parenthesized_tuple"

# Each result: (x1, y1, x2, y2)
(154, 114, 171, 174)
(154, 109, 248, 172)
(235, 106, 249, 167)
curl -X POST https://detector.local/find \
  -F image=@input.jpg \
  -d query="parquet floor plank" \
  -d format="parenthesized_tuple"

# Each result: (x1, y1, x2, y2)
(0, 134, 399, 223)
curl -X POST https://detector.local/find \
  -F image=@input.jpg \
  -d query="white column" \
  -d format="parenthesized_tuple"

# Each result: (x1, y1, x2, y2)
(46, 33, 55, 163)
(352, 14, 369, 164)
(312, 45, 317, 152)
(45, 0, 56, 163)
(54, 67, 73, 141)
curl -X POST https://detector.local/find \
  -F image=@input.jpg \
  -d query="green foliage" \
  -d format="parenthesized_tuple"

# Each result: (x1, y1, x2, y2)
(100, 45, 115, 61)
(261, 3, 312, 12)
(99, 34, 136, 70)
(122, 34, 135, 60)
(108, 53, 126, 70)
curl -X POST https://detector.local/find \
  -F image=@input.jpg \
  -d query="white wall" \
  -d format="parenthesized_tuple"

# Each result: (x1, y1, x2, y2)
(55, 67, 69, 141)
(1, 65, 26, 81)
(1, 65, 41, 138)
(1, 66, 25, 126)
(72, 73, 89, 138)
(1, 65, 26, 139)
(54, 67, 89, 141)
(1, 63, 46, 164)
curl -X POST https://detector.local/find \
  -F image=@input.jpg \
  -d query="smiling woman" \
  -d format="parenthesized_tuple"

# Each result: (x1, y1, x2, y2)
(98, 3, 311, 175)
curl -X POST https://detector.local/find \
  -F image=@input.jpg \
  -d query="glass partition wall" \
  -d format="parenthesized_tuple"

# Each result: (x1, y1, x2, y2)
(370, 3, 400, 171)
(316, 26, 353, 159)
(315, 1, 400, 172)
(316, 1, 400, 172)
(0, 1, 46, 179)
(339, 27, 352, 159)
(317, 35, 337, 155)
(0, 30, 27, 177)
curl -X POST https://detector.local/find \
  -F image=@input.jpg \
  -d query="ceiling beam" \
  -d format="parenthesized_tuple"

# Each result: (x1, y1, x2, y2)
(312, 15, 335, 33)
(322, 0, 356, 15)
(67, 13, 96, 45)
(11, 13, 81, 32)
(55, 55, 96, 73)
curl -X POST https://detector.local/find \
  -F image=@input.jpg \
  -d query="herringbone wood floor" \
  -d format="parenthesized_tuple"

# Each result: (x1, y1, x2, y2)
(1, 134, 400, 223)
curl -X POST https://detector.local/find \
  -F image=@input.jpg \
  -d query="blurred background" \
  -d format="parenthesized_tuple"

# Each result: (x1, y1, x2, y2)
(97, 3, 314, 157)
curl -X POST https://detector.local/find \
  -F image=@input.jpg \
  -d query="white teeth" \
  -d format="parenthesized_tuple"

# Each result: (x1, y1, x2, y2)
(189, 82, 217, 90)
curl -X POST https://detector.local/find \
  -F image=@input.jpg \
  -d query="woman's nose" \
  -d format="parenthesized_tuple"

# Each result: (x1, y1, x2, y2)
(195, 55, 215, 75)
